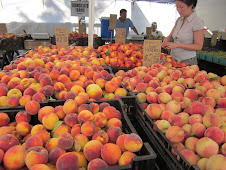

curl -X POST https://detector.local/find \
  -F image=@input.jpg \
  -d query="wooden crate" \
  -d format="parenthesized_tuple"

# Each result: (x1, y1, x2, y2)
(24, 40, 51, 50)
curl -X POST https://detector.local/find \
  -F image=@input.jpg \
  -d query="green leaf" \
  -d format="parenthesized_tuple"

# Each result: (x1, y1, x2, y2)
(106, 50, 110, 56)
(209, 77, 218, 81)
(52, 121, 64, 133)
(82, 167, 86, 170)
(49, 96, 56, 101)
(190, 132, 197, 137)
(53, 134, 59, 138)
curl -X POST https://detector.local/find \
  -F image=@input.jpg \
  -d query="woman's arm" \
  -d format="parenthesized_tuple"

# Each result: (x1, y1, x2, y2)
(165, 29, 204, 51)
(162, 26, 175, 48)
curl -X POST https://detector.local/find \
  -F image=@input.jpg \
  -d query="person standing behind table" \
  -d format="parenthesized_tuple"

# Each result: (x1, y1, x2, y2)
(116, 9, 139, 37)
(162, 0, 204, 66)
(150, 22, 163, 39)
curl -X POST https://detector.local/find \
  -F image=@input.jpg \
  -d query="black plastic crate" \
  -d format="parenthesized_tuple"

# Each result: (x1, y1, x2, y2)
(121, 96, 200, 170)
(0, 37, 24, 51)
(3, 99, 157, 170)
(110, 66, 134, 75)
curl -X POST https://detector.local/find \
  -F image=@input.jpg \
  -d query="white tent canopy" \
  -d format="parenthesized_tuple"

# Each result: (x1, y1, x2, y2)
(0, 0, 225, 37)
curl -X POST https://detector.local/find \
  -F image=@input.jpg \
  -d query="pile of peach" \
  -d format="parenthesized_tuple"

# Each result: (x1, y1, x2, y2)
(160, 53, 188, 68)
(117, 64, 226, 169)
(0, 99, 143, 170)
(0, 45, 128, 107)
(97, 42, 143, 68)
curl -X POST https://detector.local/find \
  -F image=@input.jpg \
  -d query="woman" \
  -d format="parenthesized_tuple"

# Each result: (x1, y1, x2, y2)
(162, 0, 204, 65)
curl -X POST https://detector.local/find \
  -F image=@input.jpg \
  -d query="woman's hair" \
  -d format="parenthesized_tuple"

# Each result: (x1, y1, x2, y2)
(176, 0, 197, 9)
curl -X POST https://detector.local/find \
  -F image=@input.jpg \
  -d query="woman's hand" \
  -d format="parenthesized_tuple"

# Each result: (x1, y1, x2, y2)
(162, 37, 169, 49)
(164, 42, 178, 49)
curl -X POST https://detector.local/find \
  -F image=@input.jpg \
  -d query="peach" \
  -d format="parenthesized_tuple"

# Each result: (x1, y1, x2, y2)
(0, 149, 3, 164)
(63, 99, 77, 114)
(7, 96, 19, 107)
(58, 133, 74, 150)
(57, 75, 70, 84)
(124, 133, 143, 152)
(0, 126, 12, 136)
(171, 142, 185, 156)
(54, 106, 65, 119)
(30, 164, 50, 170)
(158, 92, 172, 104)
(0, 96, 8, 107)
(218, 98, 226, 108)
(204, 127, 224, 144)
(56, 152, 79, 170)
(171, 92, 183, 101)
(25, 100, 40, 115)
(42, 112, 59, 130)
(184, 89, 197, 102)
(53, 124, 71, 138)
(31, 124, 46, 136)
(64, 113, 78, 127)
(81, 122, 95, 137)
(101, 143, 121, 165)
(15, 111, 31, 123)
(206, 154, 226, 170)
(107, 127, 122, 142)
(96, 78, 106, 89)
(86, 84, 103, 100)
(195, 137, 219, 158)
(103, 106, 121, 120)
(70, 85, 85, 95)
(118, 151, 136, 166)
(64, 82, 74, 91)
(57, 90, 66, 100)
(3, 145, 26, 169)
(45, 138, 59, 153)
(78, 110, 94, 123)
(64, 91, 76, 100)
(87, 158, 108, 170)
(189, 114, 203, 125)
(180, 149, 197, 165)
(39, 76, 53, 87)
(53, 82, 65, 92)
(184, 137, 198, 152)
(7, 88, 22, 98)
(0, 134, 19, 152)
(19, 95, 32, 106)
(74, 134, 89, 151)
(203, 113, 222, 128)
(78, 104, 92, 114)
(32, 92, 46, 102)
(0, 86, 8, 97)
(92, 130, 109, 145)
(191, 122, 206, 138)
(34, 130, 50, 145)
(50, 70, 60, 80)
(99, 102, 110, 112)
(83, 140, 103, 161)
(160, 110, 175, 120)
(146, 104, 162, 120)
(178, 112, 189, 125)
(166, 126, 184, 144)
(73, 151, 87, 168)
(220, 143, 226, 156)
(69, 70, 80, 81)
(71, 124, 81, 137)
(104, 81, 118, 93)
(107, 118, 122, 128)
(197, 158, 208, 170)
(155, 120, 171, 133)
(202, 97, 216, 108)
(25, 136, 43, 149)
(43, 85, 54, 97)
(168, 115, 183, 127)
(74, 95, 87, 106)
(189, 101, 205, 116)
(16, 122, 31, 136)
(206, 89, 221, 102)
(0, 112, 10, 127)
(165, 100, 181, 114)
(93, 112, 107, 128)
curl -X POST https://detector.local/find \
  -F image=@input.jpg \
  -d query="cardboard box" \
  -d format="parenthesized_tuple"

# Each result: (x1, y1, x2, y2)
(24, 40, 51, 50)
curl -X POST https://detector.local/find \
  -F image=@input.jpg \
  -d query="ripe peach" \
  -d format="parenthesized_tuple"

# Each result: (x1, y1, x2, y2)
(218, 98, 226, 108)
(81, 122, 95, 137)
(70, 85, 85, 95)
(180, 149, 197, 165)
(158, 92, 172, 104)
(30, 164, 50, 170)
(203, 113, 222, 128)
(118, 151, 136, 166)
(16, 122, 31, 136)
(78, 104, 92, 114)
(31, 124, 46, 136)
(124, 133, 143, 152)
(107, 127, 122, 142)
(206, 154, 226, 170)
(202, 97, 216, 108)
(74, 134, 89, 151)
(107, 118, 122, 128)
(165, 100, 181, 114)
(204, 127, 224, 144)
(86, 84, 103, 100)
(7, 96, 19, 107)
(0, 96, 8, 107)
(19, 95, 32, 106)
(64, 91, 76, 100)
(0, 134, 19, 152)
(93, 112, 107, 128)
(25, 136, 43, 150)
(71, 124, 81, 137)
(58, 133, 74, 150)
(83, 140, 103, 161)
(178, 112, 189, 125)
(195, 137, 219, 158)
(184, 137, 198, 152)
(92, 130, 109, 145)
(34, 130, 50, 145)
(168, 115, 183, 127)
(69, 70, 80, 81)
(25, 100, 40, 115)
(78, 110, 94, 123)
(7, 88, 22, 99)
(103, 106, 121, 120)
(171, 92, 183, 101)
(191, 122, 206, 138)
(160, 110, 175, 120)
(146, 104, 162, 120)
(220, 143, 226, 156)
(146, 91, 158, 104)
(64, 113, 78, 127)
(57, 90, 66, 100)
(87, 158, 108, 170)
(197, 158, 208, 170)
(155, 120, 171, 134)
(45, 138, 59, 153)
(56, 152, 79, 170)
(101, 143, 121, 165)
(3, 145, 26, 169)
(206, 89, 221, 102)
(73, 151, 87, 168)
(184, 89, 197, 102)
(189, 114, 203, 125)
(166, 126, 184, 144)
(57, 75, 70, 84)
(15, 111, 31, 123)
(54, 106, 65, 119)
(74, 95, 87, 106)
(42, 112, 59, 130)
(99, 102, 110, 112)
(189, 101, 205, 116)
(0, 126, 12, 137)
(63, 99, 77, 114)
(32, 92, 46, 103)
(53, 124, 70, 138)
(0, 112, 10, 127)
(53, 82, 65, 92)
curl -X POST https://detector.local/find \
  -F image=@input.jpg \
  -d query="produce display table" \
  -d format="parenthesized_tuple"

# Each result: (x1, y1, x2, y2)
(24, 39, 51, 50)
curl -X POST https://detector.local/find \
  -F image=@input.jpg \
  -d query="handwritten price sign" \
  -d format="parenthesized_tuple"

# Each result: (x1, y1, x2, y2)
(143, 40, 162, 66)
(0, 23, 7, 33)
(109, 14, 117, 30)
(115, 28, 126, 44)
(55, 27, 69, 48)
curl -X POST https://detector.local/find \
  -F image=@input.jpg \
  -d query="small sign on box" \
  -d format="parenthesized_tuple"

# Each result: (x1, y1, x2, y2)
(0, 23, 7, 33)
(146, 27, 152, 37)
(115, 28, 126, 44)
(71, 1, 89, 17)
(79, 24, 86, 34)
(55, 27, 69, 48)
(143, 40, 162, 66)
(211, 30, 218, 46)
(109, 14, 117, 30)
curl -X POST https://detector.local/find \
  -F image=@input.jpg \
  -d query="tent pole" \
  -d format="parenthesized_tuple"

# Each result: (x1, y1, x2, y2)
(88, 0, 94, 47)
